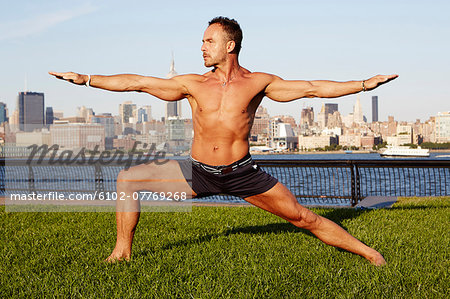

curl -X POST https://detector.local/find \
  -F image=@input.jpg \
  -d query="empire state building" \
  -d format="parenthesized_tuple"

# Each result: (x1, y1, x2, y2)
(165, 57, 182, 119)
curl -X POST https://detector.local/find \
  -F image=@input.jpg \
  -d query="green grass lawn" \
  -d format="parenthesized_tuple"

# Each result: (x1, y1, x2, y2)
(1, 197, 449, 298)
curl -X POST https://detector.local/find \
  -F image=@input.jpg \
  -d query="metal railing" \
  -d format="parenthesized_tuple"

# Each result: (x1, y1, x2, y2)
(1, 158, 449, 206)
(352, 160, 449, 201)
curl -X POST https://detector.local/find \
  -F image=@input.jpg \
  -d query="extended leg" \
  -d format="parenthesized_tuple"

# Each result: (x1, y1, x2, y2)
(245, 182, 386, 266)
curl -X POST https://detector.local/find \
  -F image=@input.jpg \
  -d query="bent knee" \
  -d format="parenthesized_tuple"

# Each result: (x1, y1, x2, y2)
(116, 168, 144, 190)
(117, 169, 131, 188)
(290, 207, 321, 229)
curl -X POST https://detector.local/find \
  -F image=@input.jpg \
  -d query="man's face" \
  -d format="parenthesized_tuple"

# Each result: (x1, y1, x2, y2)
(201, 24, 229, 67)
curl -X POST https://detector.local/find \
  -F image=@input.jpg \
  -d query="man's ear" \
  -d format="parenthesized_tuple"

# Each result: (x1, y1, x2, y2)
(226, 40, 236, 53)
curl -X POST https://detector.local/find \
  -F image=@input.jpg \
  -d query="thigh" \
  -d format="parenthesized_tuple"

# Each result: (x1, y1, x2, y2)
(244, 182, 306, 221)
(117, 159, 196, 197)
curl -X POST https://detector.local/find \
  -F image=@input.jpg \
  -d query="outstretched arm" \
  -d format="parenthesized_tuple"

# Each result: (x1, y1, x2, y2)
(48, 71, 189, 101)
(265, 74, 398, 102)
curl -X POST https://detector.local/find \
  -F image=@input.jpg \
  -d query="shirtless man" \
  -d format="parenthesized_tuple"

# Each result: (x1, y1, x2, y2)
(49, 16, 397, 265)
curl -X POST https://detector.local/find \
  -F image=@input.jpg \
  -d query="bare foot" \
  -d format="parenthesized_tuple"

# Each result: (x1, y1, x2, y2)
(367, 251, 386, 266)
(105, 248, 131, 263)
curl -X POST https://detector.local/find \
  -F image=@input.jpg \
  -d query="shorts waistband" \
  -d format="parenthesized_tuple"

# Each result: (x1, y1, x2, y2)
(190, 153, 253, 175)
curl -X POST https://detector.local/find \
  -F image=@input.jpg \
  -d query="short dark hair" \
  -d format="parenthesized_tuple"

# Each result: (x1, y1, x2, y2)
(208, 16, 243, 54)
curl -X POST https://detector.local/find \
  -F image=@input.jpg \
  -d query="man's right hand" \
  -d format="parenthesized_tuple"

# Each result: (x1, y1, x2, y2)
(48, 71, 88, 85)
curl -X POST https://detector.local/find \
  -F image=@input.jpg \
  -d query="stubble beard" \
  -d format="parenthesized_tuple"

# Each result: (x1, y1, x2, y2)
(204, 55, 226, 68)
(203, 57, 217, 68)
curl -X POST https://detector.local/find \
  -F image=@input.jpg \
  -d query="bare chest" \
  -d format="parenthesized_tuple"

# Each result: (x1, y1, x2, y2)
(189, 80, 264, 116)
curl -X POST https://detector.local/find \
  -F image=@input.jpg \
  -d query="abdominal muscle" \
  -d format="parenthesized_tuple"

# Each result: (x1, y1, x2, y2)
(191, 138, 250, 166)
(190, 114, 252, 166)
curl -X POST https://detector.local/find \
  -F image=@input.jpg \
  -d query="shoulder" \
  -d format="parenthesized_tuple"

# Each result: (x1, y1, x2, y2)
(245, 71, 281, 82)
(243, 71, 283, 90)
(171, 73, 206, 84)
(169, 74, 207, 93)
(167, 73, 209, 96)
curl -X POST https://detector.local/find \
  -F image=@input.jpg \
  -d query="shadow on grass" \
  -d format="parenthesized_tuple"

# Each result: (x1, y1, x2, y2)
(157, 223, 307, 252)
(159, 208, 371, 251)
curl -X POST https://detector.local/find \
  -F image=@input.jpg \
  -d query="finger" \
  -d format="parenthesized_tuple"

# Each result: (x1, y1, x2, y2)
(385, 75, 398, 83)
(385, 74, 398, 80)
(384, 74, 398, 81)
(49, 71, 65, 76)
(57, 73, 75, 81)
(377, 75, 397, 86)
(49, 71, 66, 79)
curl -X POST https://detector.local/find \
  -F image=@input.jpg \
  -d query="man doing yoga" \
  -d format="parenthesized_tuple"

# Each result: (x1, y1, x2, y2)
(50, 16, 397, 265)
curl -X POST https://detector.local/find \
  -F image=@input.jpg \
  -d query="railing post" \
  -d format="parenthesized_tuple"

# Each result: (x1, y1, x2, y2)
(349, 161, 357, 206)
(94, 163, 104, 199)
(0, 158, 4, 196)
(28, 165, 36, 194)
(354, 162, 361, 204)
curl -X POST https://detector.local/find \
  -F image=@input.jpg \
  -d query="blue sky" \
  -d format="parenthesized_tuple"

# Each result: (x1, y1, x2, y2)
(1, 0, 449, 123)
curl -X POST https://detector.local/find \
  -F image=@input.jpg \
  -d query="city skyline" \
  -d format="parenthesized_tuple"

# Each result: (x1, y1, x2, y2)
(2, 88, 446, 127)
(4, 88, 448, 155)
(1, 1, 449, 123)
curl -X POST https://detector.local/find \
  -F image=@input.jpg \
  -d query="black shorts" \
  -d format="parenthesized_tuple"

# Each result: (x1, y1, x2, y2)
(178, 153, 278, 199)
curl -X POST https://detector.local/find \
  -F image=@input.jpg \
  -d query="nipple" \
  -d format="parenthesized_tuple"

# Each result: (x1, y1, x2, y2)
(199, 107, 203, 112)
(241, 109, 246, 113)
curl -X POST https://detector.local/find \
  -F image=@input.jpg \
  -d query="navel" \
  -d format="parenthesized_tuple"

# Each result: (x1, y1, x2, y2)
(213, 145, 219, 151)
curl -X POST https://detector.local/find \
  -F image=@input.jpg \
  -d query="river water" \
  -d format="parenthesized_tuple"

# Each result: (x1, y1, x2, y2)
(3, 152, 449, 206)
(251, 152, 450, 161)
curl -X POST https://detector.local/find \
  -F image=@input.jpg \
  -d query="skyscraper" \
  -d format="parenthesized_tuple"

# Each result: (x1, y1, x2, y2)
(317, 103, 327, 128)
(142, 105, 152, 121)
(372, 96, 378, 122)
(119, 101, 137, 123)
(0, 102, 7, 123)
(316, 103, 339, 128)
(137, 108, 148, 123)
(18, 91, 45, 132)
(45, 107, 54, 127)
(166, 56, 182, 119)
(300, 107, 314, 126)
(324, 103, 338, 127)
(324, 103, 338, 116)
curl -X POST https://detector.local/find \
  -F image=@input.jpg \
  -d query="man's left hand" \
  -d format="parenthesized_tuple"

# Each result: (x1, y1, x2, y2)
(364, 74, 398, 91)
